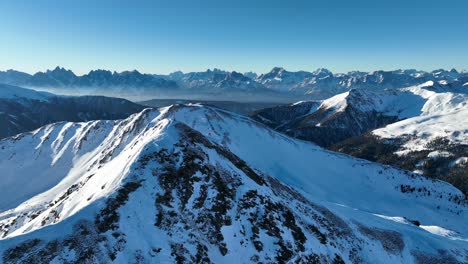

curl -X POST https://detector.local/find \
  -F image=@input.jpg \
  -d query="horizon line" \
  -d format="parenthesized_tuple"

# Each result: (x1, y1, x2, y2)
(0, 66, 466, 77)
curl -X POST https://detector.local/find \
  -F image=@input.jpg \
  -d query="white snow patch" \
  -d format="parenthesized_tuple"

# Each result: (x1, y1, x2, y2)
(427, 151, 452, 159)
(450, 157, 468, 167)
(319, 91, 349, 112)
(420, 226, 458, 238)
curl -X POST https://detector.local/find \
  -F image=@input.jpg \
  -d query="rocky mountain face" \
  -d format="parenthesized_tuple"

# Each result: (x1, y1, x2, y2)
(250, 101, 321, 129)
(0, 105, 466, 263)
(0, 84, 145, 139)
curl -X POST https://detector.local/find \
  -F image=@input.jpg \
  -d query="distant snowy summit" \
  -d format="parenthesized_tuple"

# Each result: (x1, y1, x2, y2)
(256, 67, 467, 97)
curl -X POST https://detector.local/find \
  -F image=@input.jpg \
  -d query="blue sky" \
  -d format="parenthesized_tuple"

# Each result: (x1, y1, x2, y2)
(0, 0, 467, 75)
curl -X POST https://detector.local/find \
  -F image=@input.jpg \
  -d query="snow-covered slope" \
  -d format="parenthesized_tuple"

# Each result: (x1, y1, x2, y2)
(0, 105, 466, 263)
(253, 80, 467, 147)
(318, 88, 425, 119)
(371, 81, 468, 152)
(373, 108, 468, 153)
(318, 81, 468, 194)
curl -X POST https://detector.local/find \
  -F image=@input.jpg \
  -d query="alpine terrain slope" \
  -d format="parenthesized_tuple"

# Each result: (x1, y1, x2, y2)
(0, 104, 466, 263)
(0, 84, 145, 139)
(253, 80, 467, 146)
(253, 80, 468, 194)
(332, 81, 468, 194)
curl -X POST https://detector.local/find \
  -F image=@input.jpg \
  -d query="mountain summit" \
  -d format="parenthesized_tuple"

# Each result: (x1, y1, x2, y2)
(0, 105, 465, 263)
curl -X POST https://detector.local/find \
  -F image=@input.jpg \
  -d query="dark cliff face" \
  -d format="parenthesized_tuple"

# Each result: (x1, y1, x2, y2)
(289, 105, 399, 147)
(252, 101, 399, 147)
(0, 96, 145, 139)
(251, 101, 321, 128)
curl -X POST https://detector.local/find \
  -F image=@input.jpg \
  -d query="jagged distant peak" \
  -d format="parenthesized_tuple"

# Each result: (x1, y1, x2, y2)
(42, 66, 76, 76)
(270, 66, 285, 73)
(226, 70, 245, 78)
(118, 69, 144, 76)
(243, 71, 258, 79)
(313, 67, 332, 75)
(88, 68, 112, 74)
(205, 68, 226, 74)
(169, 70, 184, 75)
(49, 66, 70, 72)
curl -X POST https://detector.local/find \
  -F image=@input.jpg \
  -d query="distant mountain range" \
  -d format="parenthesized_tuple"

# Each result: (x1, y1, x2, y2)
(1, 67, 466, 101)
(0, 67, 177, 90)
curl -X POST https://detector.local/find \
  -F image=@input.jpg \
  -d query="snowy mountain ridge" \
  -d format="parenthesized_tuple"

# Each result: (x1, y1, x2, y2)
(0, 104, 466, 263)
(252, 80, 468, 196)
(318, 81, 468, 118)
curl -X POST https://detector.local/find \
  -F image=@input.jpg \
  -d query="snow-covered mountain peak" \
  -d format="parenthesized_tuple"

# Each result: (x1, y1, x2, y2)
(317, 80, 467, 118)
(46, 66, 75, 75)
(0, 104, 466, 263)
(312, 68, 333, 77)
(318, 90, 350, 112)
(270, 66, 285, 74)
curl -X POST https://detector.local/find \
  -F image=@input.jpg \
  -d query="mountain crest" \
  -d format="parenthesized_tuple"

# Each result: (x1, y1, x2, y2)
(0, 104, 466, 263)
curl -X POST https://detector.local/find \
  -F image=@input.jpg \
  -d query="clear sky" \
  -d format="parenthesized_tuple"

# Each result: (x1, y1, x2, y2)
(0, 0, 467, 75)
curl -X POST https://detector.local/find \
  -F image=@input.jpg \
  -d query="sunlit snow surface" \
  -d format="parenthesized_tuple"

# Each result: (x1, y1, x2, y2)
(311, 81, 468, 153)
(0, 104, 466, 263)
(371, 82, 468, 153)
